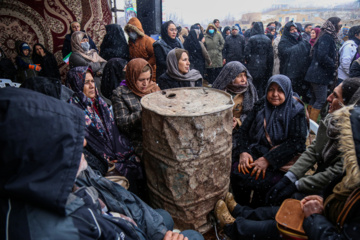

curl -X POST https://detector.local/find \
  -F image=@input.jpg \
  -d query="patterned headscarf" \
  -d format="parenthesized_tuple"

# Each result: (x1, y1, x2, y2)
(66, 66, 141, 178)
(125, 58, 160, 97)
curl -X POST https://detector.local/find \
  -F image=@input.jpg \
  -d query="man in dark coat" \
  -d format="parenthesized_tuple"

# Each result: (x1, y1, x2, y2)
(223, 26, 246, 64)
(244, 22, 274, 98)
(62, 21, 98, 58)
(278, 21, 311, 102)
(302, 24, 312, 42)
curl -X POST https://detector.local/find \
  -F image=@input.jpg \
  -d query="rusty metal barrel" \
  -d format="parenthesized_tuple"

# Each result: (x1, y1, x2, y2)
(141, 87, 234, 233)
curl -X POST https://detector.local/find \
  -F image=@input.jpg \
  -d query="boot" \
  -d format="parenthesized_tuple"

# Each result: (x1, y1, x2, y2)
(310, 108, 321, 123)
(215, 200, 236, 228)
(306, 104, 312, 116)
(225, 192, 237, 213)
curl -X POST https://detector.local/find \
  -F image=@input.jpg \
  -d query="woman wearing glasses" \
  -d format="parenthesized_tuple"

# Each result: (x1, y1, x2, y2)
(153, 20, 184, 81)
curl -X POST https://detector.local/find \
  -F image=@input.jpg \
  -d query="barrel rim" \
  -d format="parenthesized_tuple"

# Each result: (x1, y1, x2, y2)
(140, 87, 234, 117)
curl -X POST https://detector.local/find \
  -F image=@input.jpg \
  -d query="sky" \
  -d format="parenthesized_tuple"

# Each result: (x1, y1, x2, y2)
(163, 0, 356, 25)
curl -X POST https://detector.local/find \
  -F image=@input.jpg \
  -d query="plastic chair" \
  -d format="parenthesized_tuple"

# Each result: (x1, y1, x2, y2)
(0, 79, 21, 88)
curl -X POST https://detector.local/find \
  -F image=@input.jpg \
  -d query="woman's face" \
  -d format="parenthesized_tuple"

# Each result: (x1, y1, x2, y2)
(178, 52, 190, 74)
(83, 72, 96, 99)
(267, 82, 285, 106)
(35, 45, 45, 56)
(310, 30, 316, 39)
(167, 23, 177, 39)
(136, 70, 151, 91)
(233, 71, 247, 85)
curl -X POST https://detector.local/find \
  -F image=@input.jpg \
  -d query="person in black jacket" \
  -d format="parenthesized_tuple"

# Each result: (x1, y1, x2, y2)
(62, 21, 98, 58)
(231, 74, 307, 208)
(157, 48, 203, 89)
(32, 43, 61, 80)
(99, 24, 129, 61)
(278, 21, 311, 102)
(153, 21, 184, 81)
(350, 46, 360, 78)
(244, 22, 274, 98)
(0, 46, 16, 81)
(305, 17, 342, 122)
(224, 26, 246, 65)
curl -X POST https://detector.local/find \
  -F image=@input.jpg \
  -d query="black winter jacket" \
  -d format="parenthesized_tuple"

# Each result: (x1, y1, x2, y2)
(157, 72, 202, 90)
(224, 34, 246, 63)
(278, 22, 311, 79)
(244, 22, 274, 80)
(305, 33, 337, 85)
(349, 60, 360, 78)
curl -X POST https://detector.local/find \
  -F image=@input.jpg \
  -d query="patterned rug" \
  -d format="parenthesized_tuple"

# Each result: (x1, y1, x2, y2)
(0, 0, 112, 81)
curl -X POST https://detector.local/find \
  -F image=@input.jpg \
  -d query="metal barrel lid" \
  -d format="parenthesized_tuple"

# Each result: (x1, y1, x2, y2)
(141, 87, 234, 117)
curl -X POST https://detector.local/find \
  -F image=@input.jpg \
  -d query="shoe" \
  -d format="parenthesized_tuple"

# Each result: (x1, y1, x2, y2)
(225, 192, 237, 213)
(215, 200, 235, 228)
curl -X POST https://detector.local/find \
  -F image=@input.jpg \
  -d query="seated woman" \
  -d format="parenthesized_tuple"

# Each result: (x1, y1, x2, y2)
(69, 31, 110, 104)
(100, 24, 129, 61)
(231, 74, 307, 208)
(66, 66, 143, 194)
(101, 58, 128, 101)
(157, 48, 203, 90)
(32, 43, 61, 80)
(112, 58, 160, 157)
(212, 61, 258, 130)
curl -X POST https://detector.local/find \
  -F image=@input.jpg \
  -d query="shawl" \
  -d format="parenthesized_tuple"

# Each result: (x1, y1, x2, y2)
(309, 28, 321, 46)
(71, 31, 107, 63)
(125, 58, 160, 97)
(249, 74, 304, 147)
(212, 61, 258, 123)
(312, 20, 339, 50)
(183, 29, 202, 57)
(100, 24, 129, 61)
(165, 48, 203, 87)
(161, 21, 182, 49)
(101, 58, 128, 100)
(66, 66, 141, 178)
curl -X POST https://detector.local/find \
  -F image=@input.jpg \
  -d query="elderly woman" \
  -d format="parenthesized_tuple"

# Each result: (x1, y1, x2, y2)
(231, 74, 307, 208)
(112, 58, 160, 157)
(157, 48, 203, 89)
(153, 20, 184, 81)
(66, 66, 143, 194)
(32, 43, 61, 80)
(212, 61, 258, 130)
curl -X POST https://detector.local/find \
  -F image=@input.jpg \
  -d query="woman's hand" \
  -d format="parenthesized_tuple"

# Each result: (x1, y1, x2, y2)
(232, 117, 237, 129)
(238, 152, 253, 174)
(250, 157, 269, 180)
(300, 195, 323, 209)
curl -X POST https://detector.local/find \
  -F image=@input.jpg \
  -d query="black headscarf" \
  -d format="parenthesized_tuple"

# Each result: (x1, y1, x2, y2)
(100, 24, 129, 61)
(249, 75, 304, 146)
(250, 22, 264, 37)
(183, 29, 202, 55)
(222, 26, 231, 39)
(101, 58, 128, 100)
(31, 43, 61, 79)
(161, 20, 182, 49)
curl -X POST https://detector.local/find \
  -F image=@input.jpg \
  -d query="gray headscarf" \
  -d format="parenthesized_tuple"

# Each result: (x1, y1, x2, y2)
(166, 48, 203, 87)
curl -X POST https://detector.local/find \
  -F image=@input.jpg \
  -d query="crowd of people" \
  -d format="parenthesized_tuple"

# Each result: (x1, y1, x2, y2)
(1, 15, 360, 240)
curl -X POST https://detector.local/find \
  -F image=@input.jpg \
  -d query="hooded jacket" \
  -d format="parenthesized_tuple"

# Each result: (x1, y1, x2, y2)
(244, 22, 274, 81)
(278, 21, 311, 79)
(15, 41, 37, 83)
(204, 23, 225, 68)
(0, 87, 161, 240)
(125, 17, 157, 81)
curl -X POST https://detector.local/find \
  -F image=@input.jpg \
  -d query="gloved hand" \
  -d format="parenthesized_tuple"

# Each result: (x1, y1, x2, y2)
(273, 182, 297, 204)
(266, 176, 292, 204)
(29, 64, 42, 72)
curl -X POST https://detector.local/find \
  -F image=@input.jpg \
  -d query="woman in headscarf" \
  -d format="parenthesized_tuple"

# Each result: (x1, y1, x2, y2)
(99, 24, 129, 61)
(305, 17, 342, 122)
(69, 31, 109, 104)
(101, 58, 128, 101)
(183, 29, 211, 78)
(153, 20, 184, 81)
(157, 48, 203, 90)
(212, 61, 258, 130)
(231, 74, 307, 208)
(66, 66, 143, 194)
(309, 27, 321, 46)
(32, 43, 61, 80)
(112, 58, 160, 157)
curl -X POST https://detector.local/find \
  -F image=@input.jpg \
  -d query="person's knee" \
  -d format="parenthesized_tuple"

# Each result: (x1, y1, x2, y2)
(155, 209, 174, 230)
(180, 230, 204, 240)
